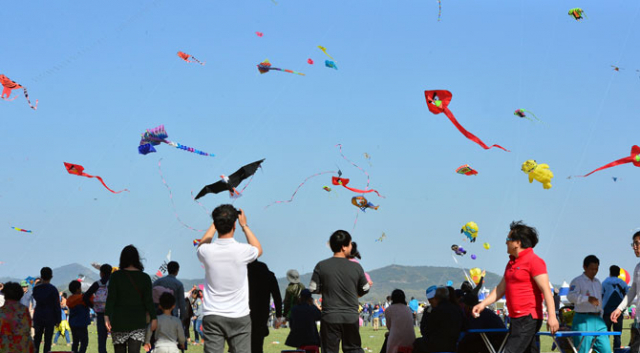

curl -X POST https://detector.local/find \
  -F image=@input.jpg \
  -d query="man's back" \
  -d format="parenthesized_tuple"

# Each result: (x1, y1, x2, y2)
(310, 257, 368, 323)
(153, 275, 186, 319)
(32, 283, 60, 326)
(603, 276, 627, 313)
(424, 301, 463, 352)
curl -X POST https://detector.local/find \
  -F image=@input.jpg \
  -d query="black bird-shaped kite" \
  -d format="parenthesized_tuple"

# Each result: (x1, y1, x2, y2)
(195, 159, 265, 199)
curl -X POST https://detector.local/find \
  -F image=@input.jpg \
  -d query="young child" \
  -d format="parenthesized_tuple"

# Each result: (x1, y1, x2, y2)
(348, 242, 372, 285)
(145, 292, 186, 353)
(83, 263, 111, 353)
(67, 280, 91, 353)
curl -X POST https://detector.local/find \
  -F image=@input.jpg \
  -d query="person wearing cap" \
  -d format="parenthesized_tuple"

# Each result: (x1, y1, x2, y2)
(32, 267, 61, 353)
(19, 280, 35, 312)
(285, 289, 321, 349)
(473, 221, 559, 353)
(197, 205, 262, 353)
(567, 255, 611, 353)
(419, 286, 437, 337)
(415, 287, 464, 353)
(284, 269, 305, 322)
(308, 230, 370, 353)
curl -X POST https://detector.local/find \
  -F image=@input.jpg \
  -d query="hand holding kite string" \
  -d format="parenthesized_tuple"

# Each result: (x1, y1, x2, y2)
(138, 125, 215, 157)
(64, 162, 129, 194)
(177, 51, 205, 65)
(195, 159, 265, 199)
(1, 74, 38, 110)
(575, 145, 640, 178)
(257, 59, 305, 76)
(424, 90, 509, 151)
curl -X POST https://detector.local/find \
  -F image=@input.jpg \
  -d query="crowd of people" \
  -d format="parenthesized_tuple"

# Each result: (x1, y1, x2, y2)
(1, 206, 639, 353)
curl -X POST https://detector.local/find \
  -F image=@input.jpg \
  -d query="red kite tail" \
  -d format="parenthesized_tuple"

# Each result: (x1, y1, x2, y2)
(577, 156, 634, 177)
(92, 175, 129, 194)
(342, 184, 384, 198)
(443, 109, 509, 152)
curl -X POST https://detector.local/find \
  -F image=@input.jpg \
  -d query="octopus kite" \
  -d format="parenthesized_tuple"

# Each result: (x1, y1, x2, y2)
(138, 125, 215, 157)
(424, 90, 509, 151)
(257, 59, 305, 76)
(177, 51, 205, 65)
(522, 160, 553, 189)
(576, 145, 640, 178)
(351, 196, 379, 212)
(1, 74, 38, 110)
(64, 162, 129, 194)
(514, 109, 541, 122)
(568, 8, 586, 21)
(456, 164, 478, 176)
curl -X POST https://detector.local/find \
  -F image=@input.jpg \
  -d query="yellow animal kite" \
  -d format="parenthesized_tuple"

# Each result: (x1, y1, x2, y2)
(522, 160, 553, 189)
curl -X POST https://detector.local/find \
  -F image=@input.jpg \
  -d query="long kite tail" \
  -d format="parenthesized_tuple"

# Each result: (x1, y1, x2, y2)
(89, 175, 129, 194)
(189, 56, 206, 66)
(164, 140, 215, 157)
(336, 144, 371, 190)
(22, 88, 38, 110)
(438, 0, 442, 21)
(158, 159, 206, 232)
(443, 108, 510, 152)
(575, 155, 634, 178)
(341, 183, 384, 198)
(525, 110, 541, 122)
(272, 67, 305, 76)
(265, 170, 337, 209)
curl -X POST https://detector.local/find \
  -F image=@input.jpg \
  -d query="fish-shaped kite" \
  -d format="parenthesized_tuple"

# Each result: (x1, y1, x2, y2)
(1, 74, 38, 110)
(568, 8, 586, 21)
(351, 196, 379, 212)
(514, 109, 541, 122)
(177, 51, 205, 65)
(325, 60, 338, 70)
(64, 162, 129, 194)
(576, 145, 640, 178)
(424, 90, 509, 151)
(257, 59, 305, 76)
(195, 159, 265, 199)
(318, 46, 334, 60)
(456, 164, 478, 176)
(11, 227, 32, 233)
(138, 125, 215, 157)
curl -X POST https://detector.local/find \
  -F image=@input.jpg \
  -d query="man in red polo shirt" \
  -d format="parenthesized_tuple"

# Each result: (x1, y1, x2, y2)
(473, 221, 559, 353)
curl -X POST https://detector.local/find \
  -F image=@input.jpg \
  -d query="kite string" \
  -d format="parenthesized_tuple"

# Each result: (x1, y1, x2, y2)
(336, 144, 370, 190)
(158, 159, 206, 232)
(264, 170, 337, 209)
(190, 190, 211, 215)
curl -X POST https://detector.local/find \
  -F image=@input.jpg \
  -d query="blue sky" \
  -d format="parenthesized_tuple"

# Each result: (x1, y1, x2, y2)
(2, 1, 640, 287)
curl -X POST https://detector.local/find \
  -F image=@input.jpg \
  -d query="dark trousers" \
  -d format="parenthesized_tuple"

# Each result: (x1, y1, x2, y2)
(113, 338, 142, 353)
(96, 313, 108, 353)
(71, 326, 89, 353)
(251, 322, 268, 353)
(320, 320, 364, 353)
(603, 311, 623, 348)
(34, 323, 55, 353)
(503, 315, 542, 353)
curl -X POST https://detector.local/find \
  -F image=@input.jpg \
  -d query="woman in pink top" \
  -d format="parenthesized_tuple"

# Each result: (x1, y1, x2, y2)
(384, 289, 416, 353)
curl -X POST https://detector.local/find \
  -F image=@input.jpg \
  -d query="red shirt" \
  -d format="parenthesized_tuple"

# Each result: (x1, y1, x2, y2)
(504, 247, 547, 319)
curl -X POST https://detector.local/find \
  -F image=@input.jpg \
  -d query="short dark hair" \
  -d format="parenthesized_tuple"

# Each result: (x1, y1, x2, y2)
(460, 281, 473, 294)
(167, 261, 179, 275)
(329, 230, 352, 253)
(610, 265, 621, 277)
(509, 221, 539, 249)
(1, 282, 24, 301)
(119, 245, 144, 271)
(633, 231, 640, 241)
(159, 292, 175, 310)
(40, 267, 53, 281)
(391, 289, 407, 305)
(69, 280, 81, 294)
(212, 204, 238, 234)
(583, 255, 599, 268)
(100, 264, 113, 278)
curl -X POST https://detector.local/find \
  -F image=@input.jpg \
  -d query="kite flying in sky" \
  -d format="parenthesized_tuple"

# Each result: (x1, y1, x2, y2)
(138, 125, 215, 157)
(332, 175, 383, 197)
(456, 164, 478, 176)
(424, 90, 509, 151)
(11, 227, 32, 233)
(1, 74, 38, 110)
(177, 51, 205, 65)
(576, 145, 640, 177)
(255, 32, 263, 37)
(568, 8, 586, 21)
(376, 232, 386, 242)
(522, 159, 553, 189)
(461, 222, 478, 242)
(257, 59, 305, 76)
(318, 46, 334, 60)
(351, 196, 379, 212)
(307, 59, 314, 65)
(64, 162, 129, 194)
(514, 109, 541, 122)
(325, 60, 338, 70)
(195, 159, 265, 199)
(451, 244, 466, 256)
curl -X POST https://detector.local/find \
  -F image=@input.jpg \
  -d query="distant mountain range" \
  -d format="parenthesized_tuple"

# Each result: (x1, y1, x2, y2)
(1, 263, 502, 303)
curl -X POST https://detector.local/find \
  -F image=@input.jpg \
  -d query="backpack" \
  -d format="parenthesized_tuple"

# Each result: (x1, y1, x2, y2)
(93, 280, 108, 313)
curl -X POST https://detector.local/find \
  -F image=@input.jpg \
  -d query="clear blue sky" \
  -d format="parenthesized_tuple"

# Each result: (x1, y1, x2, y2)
(2, 1, 640, 286)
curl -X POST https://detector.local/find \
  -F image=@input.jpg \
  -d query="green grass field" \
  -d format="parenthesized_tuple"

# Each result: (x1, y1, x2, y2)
(50, 321, 633, 352)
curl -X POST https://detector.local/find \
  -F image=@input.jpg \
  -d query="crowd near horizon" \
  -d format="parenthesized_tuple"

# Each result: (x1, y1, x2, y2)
(2, 205, 640, 353)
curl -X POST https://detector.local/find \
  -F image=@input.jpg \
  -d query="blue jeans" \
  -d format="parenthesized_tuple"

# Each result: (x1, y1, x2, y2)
(96, 313, 108, 353)
(54, 328, 70, 344)
(194, 319, 204, 341)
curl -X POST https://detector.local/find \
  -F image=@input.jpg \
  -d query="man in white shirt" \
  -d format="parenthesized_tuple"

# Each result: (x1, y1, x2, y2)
(567, 255, 611, 353)
(197, 205, 262, 353)
(611, 231, 640, 351)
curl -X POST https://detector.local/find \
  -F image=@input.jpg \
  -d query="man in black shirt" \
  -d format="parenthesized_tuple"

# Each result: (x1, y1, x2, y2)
(418, 287, 464, 353)
(248, 260, 283, 353)
(309, 230, 370, 353)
